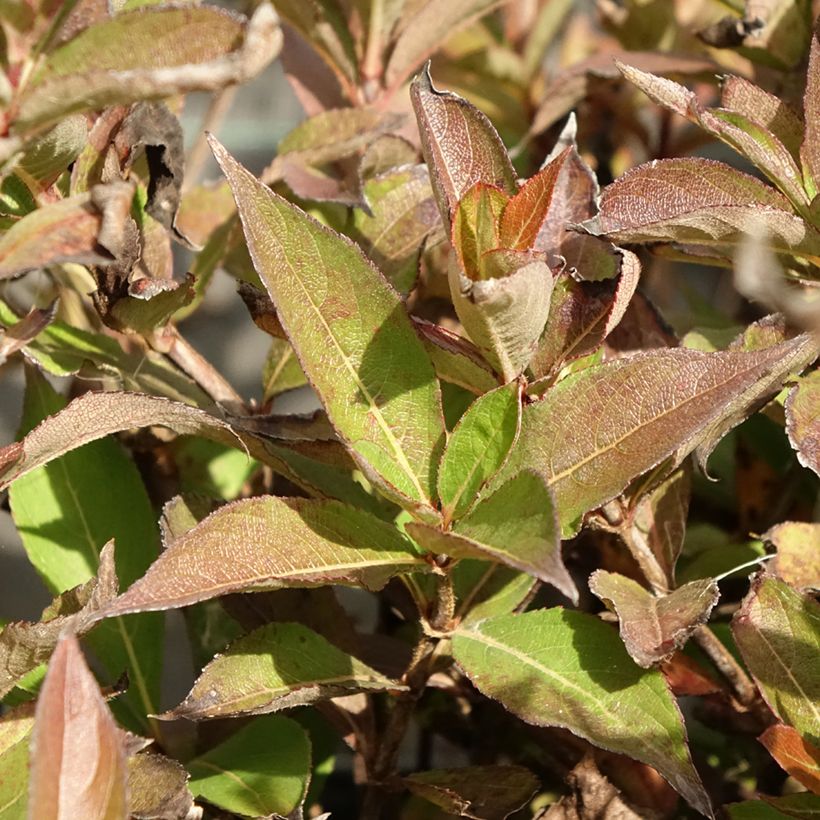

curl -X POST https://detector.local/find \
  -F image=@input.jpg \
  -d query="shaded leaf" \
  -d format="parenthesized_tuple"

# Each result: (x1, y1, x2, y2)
(761, 793, 820, 818)
(410, 470, 576, 601)
(452, 560, 538, 625)
(15, 4, 280, 132)
(765, 521, 820, 590)
(16, 115, 88, 187)
(785, 368, 820, 478)
(733, 575, 820, 742)
(164, 621, 403, 720)
(211, 137, 445, 516)
(494, 337, 818, 534)
(449, 257, 553, 382)
(187, 714, 310, 818)
(262, 337, 308, 402)
(411, 66, 517, 228)
(0, 541, 117, 698)
(29, 635, 128, 820)
(403, 765, 539, 820)
(96, 496, 428, 618)
(0, 182, 133, 279)
(589, 571, 719, 668)
(452, 609, 712, 817)
(759, 723, 820, 794)
(127, 752, 194, 820)
(583, 158, 820, 260)
(437, 381, 521, 522)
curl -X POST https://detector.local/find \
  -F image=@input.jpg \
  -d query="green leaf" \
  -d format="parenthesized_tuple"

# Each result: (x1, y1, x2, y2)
(172, 438, 258, 502)
(188, 714, 310, 818)
(127, 752, 194, 820)
(262, 337, 308, 401)
(8, 371, 162, 730)
(403, 765, 539, 820)
(437, 381, 521, 522)
(495, 338, 819, 534)
(409, 470, 576, 601)
(764, 521, 820, 590)
(583, 158, 820, 261)
(785, 368, 820, 478)
(16, 115, 87, 185)
(589, 571, 719, 667)
(14, 5, 280, 132)
(452, 609, 712, 816)
(729, 794, 820, 819)
(0, 703, 34, 820)
(164, 621, 404, 720)
(96, 496, 429, 618)
(452, 182, 508, 279)
(210, 137, 446, 516)
(410, 66, 517, 228)
(732, 575, 820, 743)
(452, 560, 537, 625)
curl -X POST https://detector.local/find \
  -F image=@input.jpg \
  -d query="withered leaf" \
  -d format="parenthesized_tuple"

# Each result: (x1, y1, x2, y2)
(0, 541, 118, 698)
(29, 634, 128, 820)
(127, 752, 194, 820)
(0, 300, 56, 366)
(589, 571, 719, 667)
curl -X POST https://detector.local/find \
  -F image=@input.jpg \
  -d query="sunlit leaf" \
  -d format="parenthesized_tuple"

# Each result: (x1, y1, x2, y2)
(589, 571, 718, 667)
(759, 723, 820, 793)
(411, 66, 517, 228)
(188, 714, 310, 817)
(452, 609, 712, 816)
(29, 635, 128, 820)
(96, 496, 429, 618)
(785, 368, 820, 478)
(164, 621, 403, 720)
(733, 575, 820, 742)
(211, 137, 445, 517)
(0, 703, 35, 819)
(437, 381, 521, 522)
(403, 765, 539, 820)
(765, 521, 820, 590)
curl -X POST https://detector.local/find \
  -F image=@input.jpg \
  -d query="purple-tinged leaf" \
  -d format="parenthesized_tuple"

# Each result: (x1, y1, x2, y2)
(0, 182, 133, 279)
(409, 470, 576, 601)
(403, 765, 539, 820)
(495, 337, 816, 534)
(733, 575, 820, 743)
(786, 368, 820, 478)
(452, 609, 713, 817)
(589, 571, 719, 668)
(437, 381, 521, 522)
(759, 723, 820, 794)
(15, 5, 280, 132)
(584, 158, 820, 260)
(29, 634, 128, 820)
(211, 138, 445, 518)
(127, 752, 194, 820)
(96, 496, 429, 618)
(411, 66, 517, 228)
(802, 23, 820, 197)
(449, 257, 554, 382)
(163, 622, 403, 721)
(0, 541, 117, 698)
(764, 521, 820, 591)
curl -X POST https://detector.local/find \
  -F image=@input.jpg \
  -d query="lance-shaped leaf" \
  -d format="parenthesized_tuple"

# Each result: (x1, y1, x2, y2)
(802, 22, 820, 197)
(211, 137, 445, 517)
(29, 635, 128, 820)
(262, 337, 308, 401)
(411, 66, 517, 228)
(188, 714, 310, 818)
(96, 496, 428, 618)
(785, 369, 820, 478)
(759, 723, 820, 793)
(409, 470, 576, 601)
(449, 257, 554, 382)
(164, 622, 403, 720)
(617, 62, 808, 208)
(494, 337, 819, 534)
(403, 765, 539, 820)
(437, 381, 521, 522)
(0, 182, 133, 279)
(0, 702, 35, 818)
(583, 158, 820, 260)
(733, 575, 820, 743)
(127, 752, 194, 820)
(0, 541, 117, 698)
(765, 521, 820, 590)
(452, 610, 712, 817)
(0, 301, 56, 366)
(452, 183, 508, 279)
(452, 561, 538, 625)
(14, 4, 280, 132)
(589, 571, 719, 668)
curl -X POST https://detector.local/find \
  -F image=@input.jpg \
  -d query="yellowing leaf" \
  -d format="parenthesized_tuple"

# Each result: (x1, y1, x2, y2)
(786, 368, 820, 478)
(211, 137, 446, 515)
